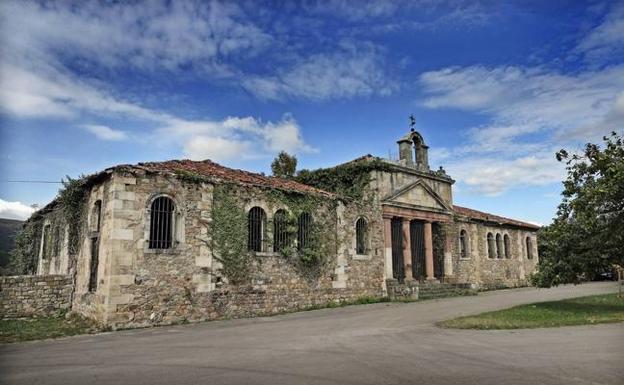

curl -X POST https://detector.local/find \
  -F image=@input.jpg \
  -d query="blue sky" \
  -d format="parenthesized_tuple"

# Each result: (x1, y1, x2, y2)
(1, 0, 623, 225)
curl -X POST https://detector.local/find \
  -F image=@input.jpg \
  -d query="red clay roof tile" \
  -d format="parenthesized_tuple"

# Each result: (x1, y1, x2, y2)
(116, 159, 335, 198)
(453, 205, 540, 230)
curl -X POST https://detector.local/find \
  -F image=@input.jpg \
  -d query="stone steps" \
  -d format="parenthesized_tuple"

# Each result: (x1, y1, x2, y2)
(418, 282, 476, 300)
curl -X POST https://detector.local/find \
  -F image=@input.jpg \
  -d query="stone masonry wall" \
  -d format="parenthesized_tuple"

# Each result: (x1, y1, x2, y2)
(448, 220, 539, 288)
(0, 275, 72, 319)
(86, 170, 386, 328)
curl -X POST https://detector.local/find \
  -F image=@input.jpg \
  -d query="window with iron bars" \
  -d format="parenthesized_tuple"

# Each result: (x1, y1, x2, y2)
(248, 207, 266, 252)
(355, 217, 368, 255)
(149, 196, 174, 249)
(273, 209, 290, 253)
(297, 212, 312, 251)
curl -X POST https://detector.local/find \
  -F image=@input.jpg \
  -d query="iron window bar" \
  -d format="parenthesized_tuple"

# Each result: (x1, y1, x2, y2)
(149, 196, 174, 249)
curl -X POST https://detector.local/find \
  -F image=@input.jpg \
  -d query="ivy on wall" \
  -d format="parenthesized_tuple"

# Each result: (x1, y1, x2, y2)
(57, 176, 89, 256)
(266, 189, 337, 281)
(7, 176, 89, 275)
(207, 184, 250, 285)
(432, 223, 447, 278)
(175, 170, 339, 283)
(9, 214, 44, 275)
(295, 158, 391, 200)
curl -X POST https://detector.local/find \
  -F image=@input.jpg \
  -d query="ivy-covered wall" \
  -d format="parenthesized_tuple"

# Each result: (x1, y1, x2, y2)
(8, 176, 94, 277)
(86, 169, 386, 328)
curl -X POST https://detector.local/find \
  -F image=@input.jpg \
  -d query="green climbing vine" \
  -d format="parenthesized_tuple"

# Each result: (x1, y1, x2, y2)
(9, 213, 43, 275)
(295, 158, 391, 200)
(432, 223, 446, 277)
(7, 175, 89, 275)
(57, 176, 89, 255)
(174, 170, 339, 283)
(266, 189, 337, 281)
(207, 184, 250, 285)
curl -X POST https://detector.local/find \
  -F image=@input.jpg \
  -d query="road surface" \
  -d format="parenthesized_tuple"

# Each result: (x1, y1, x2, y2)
(1, 282, 621, 385)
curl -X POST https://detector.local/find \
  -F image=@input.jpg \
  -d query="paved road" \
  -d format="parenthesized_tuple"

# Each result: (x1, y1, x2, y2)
(1, 282, 622, 385)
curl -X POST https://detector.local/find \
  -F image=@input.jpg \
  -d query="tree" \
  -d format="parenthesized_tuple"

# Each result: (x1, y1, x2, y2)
(271, 151, 297, 178)
(531, 132, 624, 287)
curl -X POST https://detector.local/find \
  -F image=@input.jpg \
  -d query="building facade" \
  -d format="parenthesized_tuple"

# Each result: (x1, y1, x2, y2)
(29, 130, 539, 328)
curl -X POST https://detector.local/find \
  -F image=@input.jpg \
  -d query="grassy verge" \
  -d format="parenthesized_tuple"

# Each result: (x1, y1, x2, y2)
(438, 293, 624, 329)
(0, 312, 102, 343)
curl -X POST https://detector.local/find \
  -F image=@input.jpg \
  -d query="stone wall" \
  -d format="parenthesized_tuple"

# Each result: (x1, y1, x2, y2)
(0, 275, 72, 319)
(447, 220, 538, 288)
(75, 170, 387, 328)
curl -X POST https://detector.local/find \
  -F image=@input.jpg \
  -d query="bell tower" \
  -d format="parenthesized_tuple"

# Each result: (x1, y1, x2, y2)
(397, 119, 429, 171)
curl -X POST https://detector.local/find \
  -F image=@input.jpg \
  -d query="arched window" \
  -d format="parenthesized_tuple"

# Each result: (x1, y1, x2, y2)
(459, 229, 468, 258)
(248, 207, 266, 252)
(526, 236, 533, 259)
(487, 233, 495, 258)
(149, 196, 174, 249)
(297, 212, 312, 251)
(504, 234, 511, 259)
(52, 226, 61, 257)
(273, 209, 289, 252)
(41, 224, 51, 260)
(496, 233, 503, 259)
(356, 217, 368, 255)
(89, 200, 102, 292)
(91, 200, 102, 232)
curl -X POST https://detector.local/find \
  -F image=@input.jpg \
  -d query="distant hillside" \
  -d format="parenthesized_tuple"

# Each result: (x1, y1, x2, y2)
(0, 218, 23, 268)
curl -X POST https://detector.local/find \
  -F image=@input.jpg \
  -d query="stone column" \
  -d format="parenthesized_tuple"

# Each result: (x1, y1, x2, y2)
(383, 217, 394, 280)
(424, 221, 435, 281)
(402, 219, 413, 280)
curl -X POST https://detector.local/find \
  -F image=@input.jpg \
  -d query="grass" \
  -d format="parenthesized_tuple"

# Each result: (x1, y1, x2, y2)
(438, 293, 624, 329)
(0, 312, 102, 343)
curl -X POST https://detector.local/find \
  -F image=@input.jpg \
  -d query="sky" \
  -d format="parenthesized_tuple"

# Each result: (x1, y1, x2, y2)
(0, 0, 623, 225)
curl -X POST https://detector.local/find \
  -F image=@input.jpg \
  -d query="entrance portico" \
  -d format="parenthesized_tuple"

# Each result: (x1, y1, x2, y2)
(383, 205, 452, 283)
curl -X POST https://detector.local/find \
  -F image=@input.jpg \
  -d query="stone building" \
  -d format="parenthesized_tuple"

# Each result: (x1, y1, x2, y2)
(25, 130, 539, 328)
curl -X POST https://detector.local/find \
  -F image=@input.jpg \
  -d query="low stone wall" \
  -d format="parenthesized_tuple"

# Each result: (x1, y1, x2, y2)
(385, 279, 419, 301)
(0, 275, 72, 319)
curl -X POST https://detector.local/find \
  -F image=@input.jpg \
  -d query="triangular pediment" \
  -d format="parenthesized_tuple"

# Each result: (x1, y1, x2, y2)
(382, 180, 451, 212)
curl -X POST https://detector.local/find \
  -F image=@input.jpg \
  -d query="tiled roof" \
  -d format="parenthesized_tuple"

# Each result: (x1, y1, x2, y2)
(453, 205, 540, 230)
(117, 159, 335, 198)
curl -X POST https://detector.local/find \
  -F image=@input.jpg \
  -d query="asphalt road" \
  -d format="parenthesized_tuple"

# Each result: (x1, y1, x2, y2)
(1, 282, 622, 385)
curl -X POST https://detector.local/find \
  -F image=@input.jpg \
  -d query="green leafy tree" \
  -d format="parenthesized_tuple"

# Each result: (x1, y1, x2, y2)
(532, 132, 624, 287)
(271, 151, 297, 179)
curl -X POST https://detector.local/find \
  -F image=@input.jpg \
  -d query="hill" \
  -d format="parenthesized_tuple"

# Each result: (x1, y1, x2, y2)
(0, 218, 24, 268)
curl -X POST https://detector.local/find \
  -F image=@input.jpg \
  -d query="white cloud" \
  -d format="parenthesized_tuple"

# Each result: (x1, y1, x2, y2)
(242, 45, 396, 101)
(0, 199, 35, 221)
(575, 3, 624, 63)
(418, 64, 624, 195)
(307, 0, 402, 21)
(0, 0, 270, 73)
(307, 0, 492, 27)
(83, 125, 128, 141)
(420, 65, 624, 142)
(184, 137, 252, 162)
(445, 152, 566, 197)
(0, 64, 167, 121)
(162, 115, 317, 162)
(0, 48, 315, 162)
